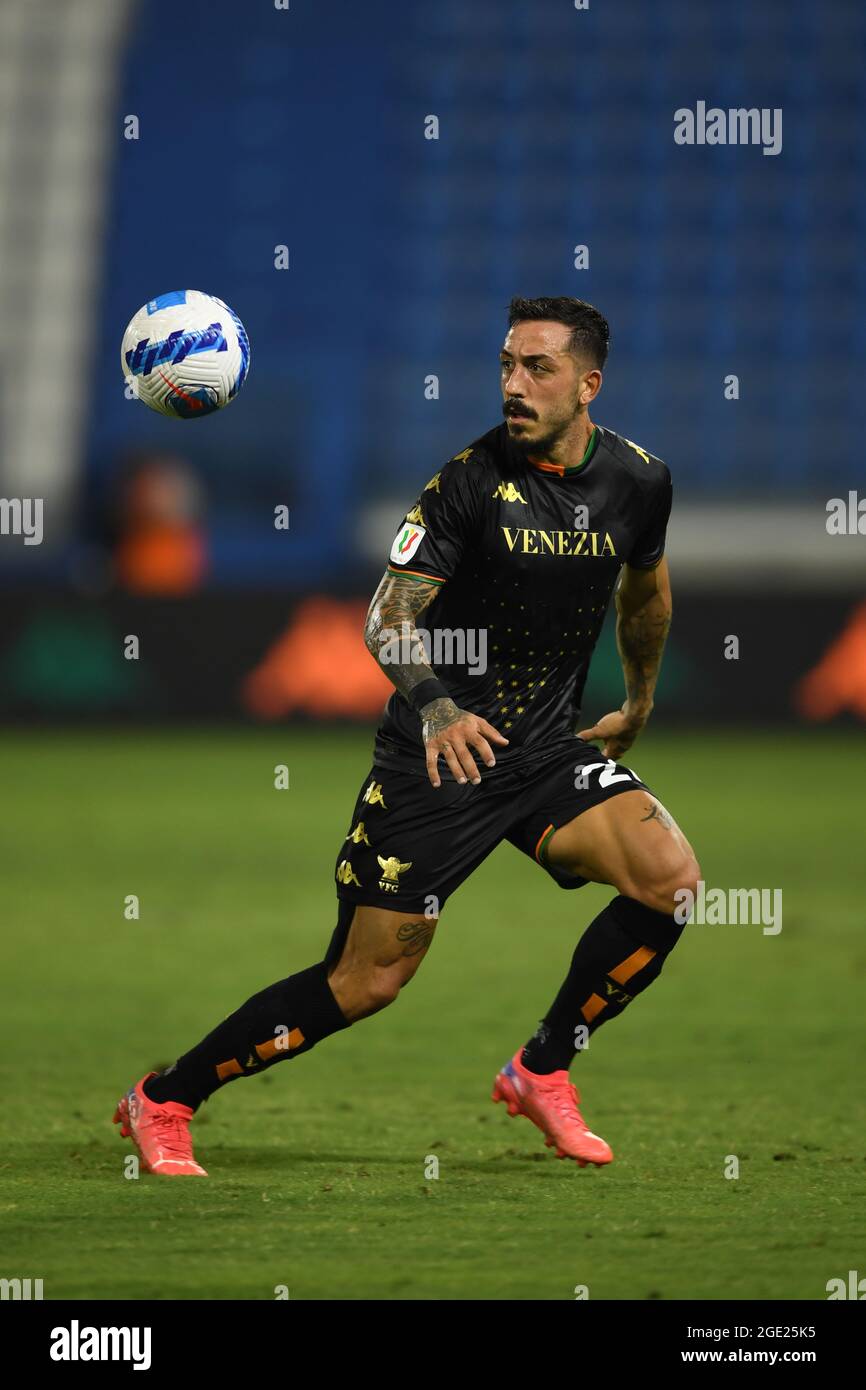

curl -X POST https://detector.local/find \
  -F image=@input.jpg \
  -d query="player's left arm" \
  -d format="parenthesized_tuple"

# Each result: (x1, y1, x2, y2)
(578, 557, 672, 760)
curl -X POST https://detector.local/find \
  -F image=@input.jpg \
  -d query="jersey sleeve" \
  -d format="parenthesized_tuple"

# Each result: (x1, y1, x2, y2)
(386, 455, 482, 586)
(627, 466, 672, 570)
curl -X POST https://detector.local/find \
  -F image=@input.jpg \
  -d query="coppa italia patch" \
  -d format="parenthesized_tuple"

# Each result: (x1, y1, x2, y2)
(390, 522, 426, 564)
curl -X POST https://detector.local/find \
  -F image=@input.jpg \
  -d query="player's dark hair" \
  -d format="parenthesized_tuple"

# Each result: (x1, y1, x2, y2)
(507, 296, 610, 370)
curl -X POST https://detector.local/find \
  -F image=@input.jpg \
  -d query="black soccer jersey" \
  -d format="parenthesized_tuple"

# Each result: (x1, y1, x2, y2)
(374, 421, 672, 776)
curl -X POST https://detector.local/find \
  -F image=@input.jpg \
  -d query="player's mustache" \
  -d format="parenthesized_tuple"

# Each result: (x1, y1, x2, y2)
(503, 402, 536, 419)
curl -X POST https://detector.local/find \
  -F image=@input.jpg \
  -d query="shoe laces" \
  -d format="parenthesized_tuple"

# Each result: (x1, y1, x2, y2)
(547, 1080, 588, 1130)
(148, 1110, 193, 1155)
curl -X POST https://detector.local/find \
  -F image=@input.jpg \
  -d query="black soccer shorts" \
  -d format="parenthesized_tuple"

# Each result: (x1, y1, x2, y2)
(333, 735, 652, 915)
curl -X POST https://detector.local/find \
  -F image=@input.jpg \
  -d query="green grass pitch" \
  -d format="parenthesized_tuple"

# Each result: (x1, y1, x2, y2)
(0, 727, 864, 1300)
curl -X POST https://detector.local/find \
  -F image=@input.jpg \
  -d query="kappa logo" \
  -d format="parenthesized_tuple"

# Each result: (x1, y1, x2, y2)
(345, 821, 371, 845)
(451, 447, 473, 462)
(424, 472, 441, 492)
(493, 481, 527, 504)
(362, 781, 387, 809)
(405, 504, 425, 526)
(336, 860, 362, 887)
(377, 854, 412, 892)
(623, 438, 650, 465)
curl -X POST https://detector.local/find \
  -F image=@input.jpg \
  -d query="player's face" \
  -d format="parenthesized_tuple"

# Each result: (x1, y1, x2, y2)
(500, 321, 600, 455)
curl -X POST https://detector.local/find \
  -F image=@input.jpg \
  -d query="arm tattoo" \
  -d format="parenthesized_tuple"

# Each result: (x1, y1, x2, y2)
(364, 571, 439, 699)
(364, 572, 461, 728)
(640, 801, 674, 831)
(615, 585, 672, 713)
(395, 920, 436, 956)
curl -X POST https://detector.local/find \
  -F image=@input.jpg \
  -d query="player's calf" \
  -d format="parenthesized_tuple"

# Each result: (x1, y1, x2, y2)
(520, 890, 689, 1078)
(519, 794, 699, 1081)
(131, 905, 437, 1115)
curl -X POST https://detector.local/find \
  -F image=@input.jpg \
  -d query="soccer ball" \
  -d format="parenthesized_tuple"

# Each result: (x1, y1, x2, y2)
(120, 289, 250, 419)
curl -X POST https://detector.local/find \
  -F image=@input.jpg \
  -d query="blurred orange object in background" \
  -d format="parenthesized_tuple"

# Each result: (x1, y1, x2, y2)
(242, 597, 392, 719)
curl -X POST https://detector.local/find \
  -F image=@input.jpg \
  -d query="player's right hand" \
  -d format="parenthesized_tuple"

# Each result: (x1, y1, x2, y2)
(421, 701, 509, 788)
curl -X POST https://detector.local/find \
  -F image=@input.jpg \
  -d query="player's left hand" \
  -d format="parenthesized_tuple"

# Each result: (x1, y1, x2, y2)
(577, 703, 650, 760)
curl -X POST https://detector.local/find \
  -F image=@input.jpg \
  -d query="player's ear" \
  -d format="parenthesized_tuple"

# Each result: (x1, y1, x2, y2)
(580, 368, 602, 405)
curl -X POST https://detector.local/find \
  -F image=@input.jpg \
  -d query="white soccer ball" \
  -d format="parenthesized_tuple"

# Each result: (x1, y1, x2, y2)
(120, 289, 250, 418)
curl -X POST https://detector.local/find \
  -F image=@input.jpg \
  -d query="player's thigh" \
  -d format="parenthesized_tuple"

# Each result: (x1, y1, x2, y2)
(545, 789, 700, 913)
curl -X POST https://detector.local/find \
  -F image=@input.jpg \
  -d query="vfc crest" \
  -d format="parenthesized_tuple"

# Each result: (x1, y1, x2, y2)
(377, 854, 412, 893)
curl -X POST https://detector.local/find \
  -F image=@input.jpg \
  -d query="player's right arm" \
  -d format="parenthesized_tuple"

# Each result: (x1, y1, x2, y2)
(364, 454, 508, 788)
(364, 568, 507, 788)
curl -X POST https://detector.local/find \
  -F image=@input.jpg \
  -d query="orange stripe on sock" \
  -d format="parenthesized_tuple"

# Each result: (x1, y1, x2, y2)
(254, 1028, 305, 1063)
(216, 1057, 243, 1082)
(581, 993, 606, 1023)
(609, 945, 656, 984)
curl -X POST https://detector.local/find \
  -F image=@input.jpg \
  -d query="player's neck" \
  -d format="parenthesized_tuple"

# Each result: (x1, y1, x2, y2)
(526, 413, 596, 472)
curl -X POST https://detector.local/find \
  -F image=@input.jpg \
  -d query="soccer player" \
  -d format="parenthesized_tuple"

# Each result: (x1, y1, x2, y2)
(115, 297, 700, 1176)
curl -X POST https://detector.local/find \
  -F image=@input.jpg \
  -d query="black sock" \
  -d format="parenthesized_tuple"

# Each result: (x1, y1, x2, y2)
(521, 895, 685, 1075)
(143, 959, 350, 1110)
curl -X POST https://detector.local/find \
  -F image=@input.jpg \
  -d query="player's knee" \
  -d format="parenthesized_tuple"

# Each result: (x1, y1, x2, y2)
(328, 966, 402, 1022)
(629, 850, 701, 917)
(349, 962, 410, 1015)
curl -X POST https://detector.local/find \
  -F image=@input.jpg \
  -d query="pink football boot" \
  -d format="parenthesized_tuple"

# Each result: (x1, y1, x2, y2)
(113, 1072, 207, 1177)
(492, 1048, 613, 1167)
